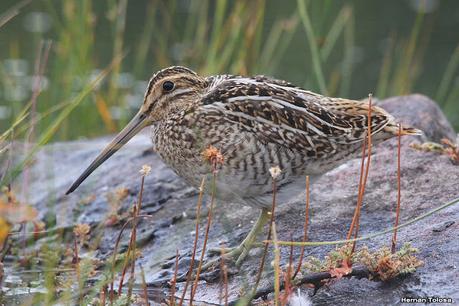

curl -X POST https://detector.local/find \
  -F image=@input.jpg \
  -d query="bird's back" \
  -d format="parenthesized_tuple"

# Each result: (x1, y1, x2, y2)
(201, 74, 417, 151)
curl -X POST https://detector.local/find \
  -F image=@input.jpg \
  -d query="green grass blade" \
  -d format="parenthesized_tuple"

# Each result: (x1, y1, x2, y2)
(392, 4, 425, 95)
(339, 8, 354, 97)
(376, 34, 396, 98)
(0, 0, 32, 29)
(320, 6, 351, 62)
(296, 0, 328, 94)
(1, 53, 125, 186)
(435, 44, 459, 104)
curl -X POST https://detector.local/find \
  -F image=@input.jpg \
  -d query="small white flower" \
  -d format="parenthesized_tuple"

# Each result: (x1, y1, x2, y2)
(269, 166, 282, 179)
(139, 164, 152, 176)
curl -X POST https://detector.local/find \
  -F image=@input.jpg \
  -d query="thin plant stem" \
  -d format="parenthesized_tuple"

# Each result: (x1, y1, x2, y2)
(273, 195, 459, 247)
(178, 177, 206, 306)
(107, 0, 127, 106)
(393, 3, 425, 94)
(320, 6, 351, 61)
(21, 40, 52, 253)
(190, 172, 218, 302)
(117, 222, 134, 296)
(169, 250, 179, 306)
(339, 9, 354, 97)
(73, 235, 84, 304)
(73, 236, 80, 301)
(351, 94, 373, 253)
(346, 131, 367, 239)
(283, 238, 293, 306)
(3, 53, 125, 186)
(293, 175, 310, 279)
(119, 174, 146, 297)
(219, 246, 228, 306)
(100, 285, 107, 306)
(140, 264, 150, 306)
(272, 222, 280, 306)
(252, 173, 278, 297)
(346, 94, 373, 256)
(391, 124, 402, 253)
(436, 44, 459, 104)
(296, 0, 328, 94)
(376, 33, 396, 98)
(0, 0, 32, 28)
(109, 214, 154, 304)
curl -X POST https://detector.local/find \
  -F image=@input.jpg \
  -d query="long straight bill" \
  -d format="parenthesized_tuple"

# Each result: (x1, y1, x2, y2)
(65, 112, 149, 194)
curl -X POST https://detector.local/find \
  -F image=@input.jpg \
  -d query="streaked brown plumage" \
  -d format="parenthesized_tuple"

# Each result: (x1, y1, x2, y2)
(66, 66, 421, 265)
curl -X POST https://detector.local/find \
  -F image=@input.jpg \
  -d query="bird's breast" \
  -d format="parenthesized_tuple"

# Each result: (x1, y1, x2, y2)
(150, 122, 210, 187)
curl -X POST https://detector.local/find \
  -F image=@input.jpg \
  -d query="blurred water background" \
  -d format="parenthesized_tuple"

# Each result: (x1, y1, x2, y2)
(1, 0, 458, 141)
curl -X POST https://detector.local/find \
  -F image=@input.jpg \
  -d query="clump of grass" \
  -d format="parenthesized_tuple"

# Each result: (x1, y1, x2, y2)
(248, 241, 424, 303)
(302, 244, 353, 274)
(355, 243, 423, 281)
(301, 243, 423, 282)
(410, 138, 459, 165)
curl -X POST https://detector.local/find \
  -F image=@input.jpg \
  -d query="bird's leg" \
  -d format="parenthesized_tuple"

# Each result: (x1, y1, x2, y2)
(233, 208, 270, 266)
(205, 208, 270, 269)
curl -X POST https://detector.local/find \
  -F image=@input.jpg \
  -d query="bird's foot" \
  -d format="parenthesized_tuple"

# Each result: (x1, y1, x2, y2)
(173, 248, 244, 283)
(172, 237, 266, 282)
(204, 240, 265, 271)
(182, 209, 271, 279)
(207, 246, 237, 256)
(201, 245, 246, 273)
(204, 208, 270, 270)
(207, 242, 263, 256)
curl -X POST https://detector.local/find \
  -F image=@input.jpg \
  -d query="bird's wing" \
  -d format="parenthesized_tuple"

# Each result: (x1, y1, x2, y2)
(201, 77, 392, 156)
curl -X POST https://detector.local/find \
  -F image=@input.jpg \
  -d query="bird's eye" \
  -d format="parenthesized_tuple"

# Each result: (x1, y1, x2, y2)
(162, 81, 175, 92)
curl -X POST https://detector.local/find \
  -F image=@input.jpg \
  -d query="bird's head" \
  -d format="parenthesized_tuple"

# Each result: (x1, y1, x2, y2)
(65, 66, 205, 194)
(141, 66, 206, 122)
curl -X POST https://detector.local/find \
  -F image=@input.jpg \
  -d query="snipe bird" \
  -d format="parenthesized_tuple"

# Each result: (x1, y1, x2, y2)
(66, 66, 421, 266)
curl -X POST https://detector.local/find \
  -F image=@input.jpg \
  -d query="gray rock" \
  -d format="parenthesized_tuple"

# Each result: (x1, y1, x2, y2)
(377, 94, 457, 142)
(10, 95, 459, 305)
